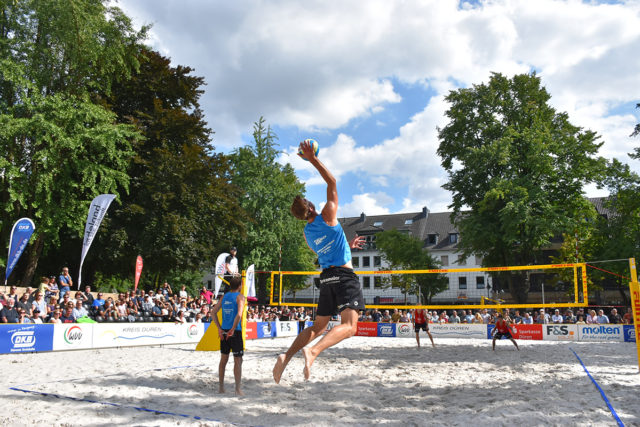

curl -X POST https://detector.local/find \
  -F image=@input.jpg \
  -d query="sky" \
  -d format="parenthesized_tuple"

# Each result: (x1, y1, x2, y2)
(114, 0, 640, 217)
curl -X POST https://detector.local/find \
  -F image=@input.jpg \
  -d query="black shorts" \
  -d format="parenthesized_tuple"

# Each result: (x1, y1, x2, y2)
(494, 330, 513, 340)
(317, 267, 365, 317)
(414, 322, 429, 332)
(220, 329, 244, 357)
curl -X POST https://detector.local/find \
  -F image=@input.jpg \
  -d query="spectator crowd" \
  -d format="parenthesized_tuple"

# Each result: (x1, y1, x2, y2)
(0, 267, 635, 327)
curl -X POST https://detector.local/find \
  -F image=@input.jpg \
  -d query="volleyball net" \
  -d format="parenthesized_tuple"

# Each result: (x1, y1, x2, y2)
(269, 263, 589, 310)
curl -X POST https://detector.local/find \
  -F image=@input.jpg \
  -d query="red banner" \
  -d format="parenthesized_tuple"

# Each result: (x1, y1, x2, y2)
(511, 324, 543, 340)
(134, 256, 143, 291)
(356, 322, 378, 337)
(245, 322, 258, 339)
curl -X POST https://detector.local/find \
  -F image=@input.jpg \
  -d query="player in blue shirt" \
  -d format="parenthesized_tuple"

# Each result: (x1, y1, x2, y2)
(211, 276, 246, 395)
(273, 139, 365, 384)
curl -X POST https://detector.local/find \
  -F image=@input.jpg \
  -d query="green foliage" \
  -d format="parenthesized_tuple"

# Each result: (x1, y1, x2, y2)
(375, 229, 448, 304)
(230, 118, 316, 301)
(437, 72, 606, 302)
(90, 49, 247, 281)
(163, 269, 206, 298)
(93, 271, 133, 294)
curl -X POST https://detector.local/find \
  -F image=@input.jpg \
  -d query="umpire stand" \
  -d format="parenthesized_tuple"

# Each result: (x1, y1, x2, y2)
(628, 258, 640, 372)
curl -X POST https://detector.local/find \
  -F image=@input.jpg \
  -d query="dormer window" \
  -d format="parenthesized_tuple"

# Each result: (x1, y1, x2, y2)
(427, 234, 438, 245)
(449, 233, 458, 244)
(404, 219, 413, 225)
(373, 221, 383, 227)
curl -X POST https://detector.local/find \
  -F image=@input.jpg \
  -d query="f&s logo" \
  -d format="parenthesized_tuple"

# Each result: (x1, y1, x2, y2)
(546, 325, 569, 335)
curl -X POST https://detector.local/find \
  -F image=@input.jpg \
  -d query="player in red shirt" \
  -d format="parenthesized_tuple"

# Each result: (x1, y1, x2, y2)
(412, 308, 435, 348)
(492, 313, 519, 351)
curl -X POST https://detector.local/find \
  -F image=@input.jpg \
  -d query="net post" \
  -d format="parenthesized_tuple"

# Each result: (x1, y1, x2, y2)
(269, 271, 275, 305)
(580, 263, 588, 305)
(573, 265, 578, 304)
(628, 258, 640, 372)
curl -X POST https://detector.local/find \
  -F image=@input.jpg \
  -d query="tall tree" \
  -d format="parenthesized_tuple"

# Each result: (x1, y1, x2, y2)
(88, 49, 247, 285)
(0, 1, 146, 286)
(375, 229, 447, 304)
(230, 118, 315, 303)
(437, 72, 606, 303)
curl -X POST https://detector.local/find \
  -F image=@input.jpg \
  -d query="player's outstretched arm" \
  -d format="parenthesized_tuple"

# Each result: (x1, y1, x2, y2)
(299, 140, 338, 224)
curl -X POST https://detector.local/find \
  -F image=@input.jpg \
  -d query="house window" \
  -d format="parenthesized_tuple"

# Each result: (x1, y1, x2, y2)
(374, 276, 383, 288)
(441, 255, 449, 266)
(449, 233, 458, 243)
(352, 256, 359, 267)
(362, 256, 370, 267)
(207, 280, 212, 289)
(475, 256, 483, 266)
(405, 219, 413, 225)
(458, 277, 467, 289)
(427, 234, 438, 245)
(363, 276, 371, 289)
(457, 255, 466, 265)
(373, 221, 383, 227)
(373, 256, 381, 267)
(476, 276, 485, 289)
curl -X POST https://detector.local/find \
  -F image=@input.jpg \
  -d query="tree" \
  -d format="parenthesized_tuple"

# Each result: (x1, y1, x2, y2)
(437, 72, 607, 303)
(375, 229, 447, 304)
(87, 49, 247, 285)
(230, 118, 315, 303)
(0, 1, 147, 286)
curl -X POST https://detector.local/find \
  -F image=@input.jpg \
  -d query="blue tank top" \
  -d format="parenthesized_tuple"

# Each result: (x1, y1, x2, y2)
(221, 292, 241, 330)
(304, 215, 351, 269)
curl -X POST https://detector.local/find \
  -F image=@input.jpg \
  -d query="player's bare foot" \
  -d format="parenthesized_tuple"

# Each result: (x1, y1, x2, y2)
(302, 347, 314, 381)
(235, 388, 244, 396)
(218, 386, 225, 394)
(273, 353, 287, 384)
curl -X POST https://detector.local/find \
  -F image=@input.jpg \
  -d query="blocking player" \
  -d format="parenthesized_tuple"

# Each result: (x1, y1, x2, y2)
(273, 139, 365, 384)
(211, 276, 246, 395)
(492, 313, 520, 351)
(413, 308, 435, 348)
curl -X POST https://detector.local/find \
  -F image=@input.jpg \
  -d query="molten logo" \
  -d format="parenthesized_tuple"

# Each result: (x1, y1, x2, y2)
(64, 326, 83, 344)
(11, 331, 35, 348)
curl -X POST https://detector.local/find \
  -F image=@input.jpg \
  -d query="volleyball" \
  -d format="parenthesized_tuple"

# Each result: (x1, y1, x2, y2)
(298, 138, 319, 160)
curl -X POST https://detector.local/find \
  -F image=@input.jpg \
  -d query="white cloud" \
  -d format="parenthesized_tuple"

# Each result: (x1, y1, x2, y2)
(339, 192, 393, 217)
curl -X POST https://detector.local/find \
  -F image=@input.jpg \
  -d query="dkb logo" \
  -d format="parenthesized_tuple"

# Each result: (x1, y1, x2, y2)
(11, 331, 35, 348)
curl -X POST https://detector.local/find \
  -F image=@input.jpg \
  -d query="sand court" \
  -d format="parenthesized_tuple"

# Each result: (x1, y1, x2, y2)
(1, 337, 639, 426)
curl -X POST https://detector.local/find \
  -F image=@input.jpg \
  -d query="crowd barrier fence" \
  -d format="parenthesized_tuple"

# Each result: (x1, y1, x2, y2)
(0, 321, 635, 354)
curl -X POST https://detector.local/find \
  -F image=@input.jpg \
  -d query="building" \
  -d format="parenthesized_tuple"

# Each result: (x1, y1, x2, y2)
(284, 206, 493, 305)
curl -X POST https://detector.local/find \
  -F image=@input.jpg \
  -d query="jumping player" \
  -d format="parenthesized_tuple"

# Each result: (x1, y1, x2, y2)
(492, 313, 519, 351)
(273, 139, 365, 383)
(211, 276, 246, 395)
(413, 308, 435, 348)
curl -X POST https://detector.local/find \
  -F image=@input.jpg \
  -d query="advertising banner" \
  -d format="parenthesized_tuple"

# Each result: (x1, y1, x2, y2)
(246, 322, 258, 340)
(396, 323, 414, 338)
(623, 325, 635, 343)
(5, 218, 35, 285)
(53, 324, 93, 351)
(214, 253, 229, 298)
(543, 324, 578, 341)
(510, 324, 543, 340)
(377, 323, 395, 337)
(578, 324, 624, 342)
(134, 256, 143, 292)
(0, 324, 53, 354)
(256, 321, 275, 338)
(275, 321, 298, 337)
(92, 323, 182, 348)
(428, 323, 487, 339)
(356, 322, 378, 337)
(78, 194, 116, 288)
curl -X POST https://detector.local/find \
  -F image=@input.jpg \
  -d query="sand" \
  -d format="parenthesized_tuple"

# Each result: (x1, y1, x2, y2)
(1, 336, 639, 426)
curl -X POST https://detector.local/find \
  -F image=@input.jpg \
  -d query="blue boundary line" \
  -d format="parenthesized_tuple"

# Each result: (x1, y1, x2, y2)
(8, 363, 260, 426)
(569, 347, 624, 427)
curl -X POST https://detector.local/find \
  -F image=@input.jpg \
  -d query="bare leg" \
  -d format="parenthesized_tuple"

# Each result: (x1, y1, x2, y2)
(234, 356, 243, 395)
(427, 330, 435, 347)
(415, 331, 421, 348)
(302, 308, 358, 380)
(273, 316, 329, 384)
(219, 353, 229, 393)
(492, 337, 497, 351)
(510, 338, 520, 351)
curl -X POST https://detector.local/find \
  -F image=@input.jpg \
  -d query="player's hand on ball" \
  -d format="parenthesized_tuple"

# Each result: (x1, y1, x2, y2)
(298, 139, 317, 161)
(349, 235, 366, 250)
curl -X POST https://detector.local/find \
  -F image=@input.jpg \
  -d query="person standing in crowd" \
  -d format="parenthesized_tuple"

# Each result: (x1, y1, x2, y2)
(596, 309, 609, 324)
(83, 285, 95, 306)
(609, 308, 623, 324)
(492, 313, 520, 351)
(16, 292, 32, 317)
(200, 286, 213, 305)
(449, 310, 461, 323)
(413, 308, 435, 348)
(536, 309, 548, 324)
(58, 267, 73, 299)
(59, 305, 75, 323)
(211, 276, 246, 396)
(623, 307, 634, 325)
(47, 276, 59, 301)
(73, 300, 88, 319)
(31, 291, 46, 316)
(522, 312, 533, 324)
(551, 309, 563, 323)
(273, 140, 366, 384)
(225, 247, 239, 278)
(161, 282, 172, 298)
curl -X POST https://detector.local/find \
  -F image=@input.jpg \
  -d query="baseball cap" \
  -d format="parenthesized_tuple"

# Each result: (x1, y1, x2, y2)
(231, 246, 237, 251)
